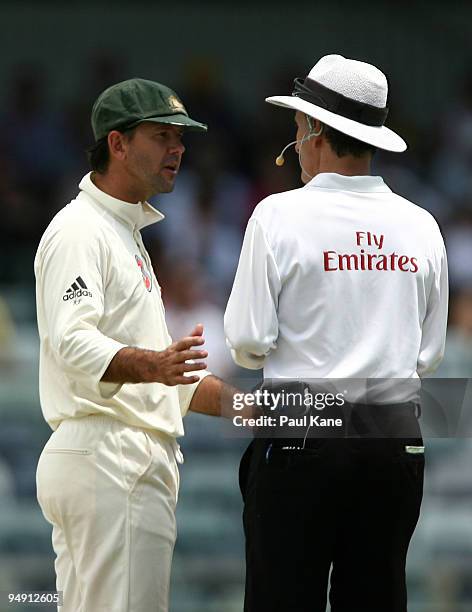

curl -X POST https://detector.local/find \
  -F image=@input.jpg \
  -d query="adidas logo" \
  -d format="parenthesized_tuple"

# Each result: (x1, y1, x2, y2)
(62, 276, 93, 301)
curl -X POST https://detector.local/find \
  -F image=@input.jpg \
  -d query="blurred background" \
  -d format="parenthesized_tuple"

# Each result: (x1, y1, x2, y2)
(0, 1, 471, 610)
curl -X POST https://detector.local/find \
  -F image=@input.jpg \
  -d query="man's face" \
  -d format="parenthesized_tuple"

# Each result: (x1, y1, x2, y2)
(124, 122, 185, 197)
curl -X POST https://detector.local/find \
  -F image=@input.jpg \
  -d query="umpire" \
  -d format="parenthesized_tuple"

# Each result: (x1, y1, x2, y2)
(224, 55, 448, 612)
(35, 78, 225, 611)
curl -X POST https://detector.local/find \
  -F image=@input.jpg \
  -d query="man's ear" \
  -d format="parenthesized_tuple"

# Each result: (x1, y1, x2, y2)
(108, 130, 128, 161)
(312, 120, 324, 148)
(306, 115, 323, 138)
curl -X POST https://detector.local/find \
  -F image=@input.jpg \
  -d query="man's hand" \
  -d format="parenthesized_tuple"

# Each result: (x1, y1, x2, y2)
(154, 324, 208, 385)
(101, 324, 208, 385)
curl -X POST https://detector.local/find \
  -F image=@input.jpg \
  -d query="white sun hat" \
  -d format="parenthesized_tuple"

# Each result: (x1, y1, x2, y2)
(266, 54, 407, 153)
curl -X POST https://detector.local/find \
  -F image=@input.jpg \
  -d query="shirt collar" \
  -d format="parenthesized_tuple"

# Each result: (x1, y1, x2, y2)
(305, 172, 391, 193)
(78, 172, 165, 230)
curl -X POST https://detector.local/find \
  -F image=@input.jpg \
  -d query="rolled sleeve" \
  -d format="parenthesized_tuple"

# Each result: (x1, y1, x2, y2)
(177, 368, 212, 417)
(224, 217, 281, 370)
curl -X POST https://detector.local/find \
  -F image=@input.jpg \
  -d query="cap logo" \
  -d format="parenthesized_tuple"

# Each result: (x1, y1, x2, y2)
(168, 95, 186, 113)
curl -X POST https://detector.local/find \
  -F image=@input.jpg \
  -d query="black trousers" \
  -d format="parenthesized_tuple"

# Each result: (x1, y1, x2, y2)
(240, 403, 424, 612)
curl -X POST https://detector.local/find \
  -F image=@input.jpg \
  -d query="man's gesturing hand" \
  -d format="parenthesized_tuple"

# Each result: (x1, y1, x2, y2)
(101, 324, 208, 386)
(154, 324, 208, 385)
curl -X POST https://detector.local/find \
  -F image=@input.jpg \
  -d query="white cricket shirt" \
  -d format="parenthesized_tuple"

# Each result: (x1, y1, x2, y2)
(224, 173, 448, 401)
(35, 172, 208, 434)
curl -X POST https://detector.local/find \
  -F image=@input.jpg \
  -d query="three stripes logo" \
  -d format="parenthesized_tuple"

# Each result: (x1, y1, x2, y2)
(63, 276, 93, 303)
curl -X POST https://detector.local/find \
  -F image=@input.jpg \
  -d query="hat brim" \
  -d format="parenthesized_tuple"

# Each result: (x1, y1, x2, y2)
(265, 95, 406, 153)
(131, 113, 208, 132)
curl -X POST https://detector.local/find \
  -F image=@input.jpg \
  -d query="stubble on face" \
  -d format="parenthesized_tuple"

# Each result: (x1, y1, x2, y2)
(129, 148, 176, 195)
(125, 123, 184, 199)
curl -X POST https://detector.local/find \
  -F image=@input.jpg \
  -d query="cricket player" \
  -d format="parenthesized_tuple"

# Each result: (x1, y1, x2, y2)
(224, 55, 448, 611)
(35, 78, 226, 612)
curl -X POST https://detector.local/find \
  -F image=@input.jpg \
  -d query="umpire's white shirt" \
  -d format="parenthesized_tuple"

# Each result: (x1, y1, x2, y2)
(224, 173, 448, 399)
(35, 172, 207, 434)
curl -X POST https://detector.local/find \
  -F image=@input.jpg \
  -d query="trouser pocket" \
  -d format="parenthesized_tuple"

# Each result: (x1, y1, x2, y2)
(118, 429, 153, 493)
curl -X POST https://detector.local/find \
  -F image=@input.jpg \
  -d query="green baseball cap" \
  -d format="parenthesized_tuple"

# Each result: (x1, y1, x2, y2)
(91, 78, 207, 141)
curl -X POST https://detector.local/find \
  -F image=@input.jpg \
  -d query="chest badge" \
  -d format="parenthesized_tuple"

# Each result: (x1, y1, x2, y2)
(135, 255, 152, 292)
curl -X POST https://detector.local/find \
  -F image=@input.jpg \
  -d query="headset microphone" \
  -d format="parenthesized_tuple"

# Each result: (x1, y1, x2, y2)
(274, 124, 323, 167)
(275, 140, 298, 166)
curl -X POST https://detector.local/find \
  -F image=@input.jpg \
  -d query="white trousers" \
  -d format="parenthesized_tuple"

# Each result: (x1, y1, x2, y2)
(36, 414, 181, 612)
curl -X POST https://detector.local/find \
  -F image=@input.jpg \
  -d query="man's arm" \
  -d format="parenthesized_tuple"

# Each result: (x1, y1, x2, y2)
(102, 327, 208, 386)
(36, 222, 128, 397)
(187, 374, 262, 419)
(186, 374, 233, 417)
(417, 235, 449, 377)
(224, 216, 281, 369)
